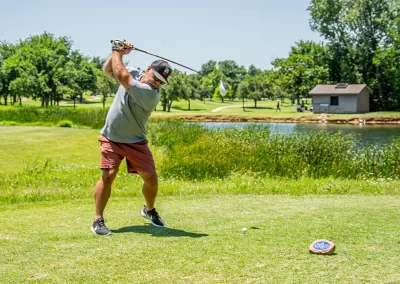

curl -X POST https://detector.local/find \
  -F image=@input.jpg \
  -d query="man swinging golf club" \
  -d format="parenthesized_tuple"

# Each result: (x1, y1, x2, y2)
(91, 40, 172, 235)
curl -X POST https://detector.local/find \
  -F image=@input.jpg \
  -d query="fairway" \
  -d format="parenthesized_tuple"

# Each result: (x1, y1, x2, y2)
(0, 126, 100, 173)
(1, 195, 399, 283)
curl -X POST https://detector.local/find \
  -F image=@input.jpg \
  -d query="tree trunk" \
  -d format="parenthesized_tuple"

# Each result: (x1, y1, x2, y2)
(188, 99, 191, 110)
(167, 100, 172, 112)
(162, 99, 167, 111)
(3, 95, 8, 106)
(376, 65, 386, 109)
(254, 99, 257, 108)
(73, 98, 76, 109)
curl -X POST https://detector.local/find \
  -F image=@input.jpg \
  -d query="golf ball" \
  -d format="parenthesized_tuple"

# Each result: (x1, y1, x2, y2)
(242, 228, 247, 233)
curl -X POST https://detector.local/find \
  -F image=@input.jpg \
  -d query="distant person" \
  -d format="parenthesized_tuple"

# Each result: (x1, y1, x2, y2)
(319, 113, 327, 123)
(276, 100, 281, 112)
(91, 40, 173, 235)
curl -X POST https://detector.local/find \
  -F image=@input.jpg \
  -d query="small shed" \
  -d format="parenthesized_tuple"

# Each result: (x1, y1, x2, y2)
(309, 83, 372, 114)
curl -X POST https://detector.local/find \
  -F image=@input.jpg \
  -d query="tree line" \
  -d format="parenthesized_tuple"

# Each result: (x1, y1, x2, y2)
(1, 0, 400, 111)
(0, 33, 118, 108)
(0, 32, 282, 111)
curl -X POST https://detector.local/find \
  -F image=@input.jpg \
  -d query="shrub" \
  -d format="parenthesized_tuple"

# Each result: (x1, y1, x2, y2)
(57, 120, 73, 127)
(0, 121, 18, 126)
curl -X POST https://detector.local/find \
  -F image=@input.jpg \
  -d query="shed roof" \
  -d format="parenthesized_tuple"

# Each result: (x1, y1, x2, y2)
(309, 84, 372, 95)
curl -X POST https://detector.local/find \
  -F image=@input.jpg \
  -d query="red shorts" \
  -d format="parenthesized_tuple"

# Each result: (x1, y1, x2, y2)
(98, 135, 156, 174)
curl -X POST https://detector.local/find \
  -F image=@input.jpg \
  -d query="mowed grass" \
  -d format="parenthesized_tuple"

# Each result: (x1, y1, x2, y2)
(1, 195, 399, 283)
(0, 93, 116, 109)
(0, 126, 100, 173)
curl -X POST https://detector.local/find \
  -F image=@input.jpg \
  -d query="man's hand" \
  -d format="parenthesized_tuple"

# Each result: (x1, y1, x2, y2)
(111, 39, 134, 55)
(120, 41, 134, 55)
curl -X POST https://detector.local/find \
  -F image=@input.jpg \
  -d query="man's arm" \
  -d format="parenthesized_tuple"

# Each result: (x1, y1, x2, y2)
(112, 51, 132, 90)
(103, 56, 113, 78)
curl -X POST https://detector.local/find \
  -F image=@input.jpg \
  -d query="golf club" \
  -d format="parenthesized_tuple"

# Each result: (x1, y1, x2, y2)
(111, 39, 229, 95)
(135, 47, 228, 96)
(134, 48, 200, 74)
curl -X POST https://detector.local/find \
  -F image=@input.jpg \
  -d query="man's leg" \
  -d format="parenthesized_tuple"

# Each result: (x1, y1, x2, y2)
(94, 168, 119, 219)
(138, 171, 158, 210)
(138, 171, 165, 227)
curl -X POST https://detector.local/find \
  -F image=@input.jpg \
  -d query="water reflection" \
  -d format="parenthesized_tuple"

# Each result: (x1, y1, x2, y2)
(198, 122, 400, 148)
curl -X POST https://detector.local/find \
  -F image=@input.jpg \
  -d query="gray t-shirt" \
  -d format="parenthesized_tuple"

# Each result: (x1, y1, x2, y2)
(100, 78, 160, 143)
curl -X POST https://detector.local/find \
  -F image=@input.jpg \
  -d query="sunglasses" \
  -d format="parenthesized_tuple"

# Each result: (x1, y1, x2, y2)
(152, 72, 165, 85)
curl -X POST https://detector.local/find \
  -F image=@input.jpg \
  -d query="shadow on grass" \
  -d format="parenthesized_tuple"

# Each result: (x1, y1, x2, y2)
(112, 225, 209, 238)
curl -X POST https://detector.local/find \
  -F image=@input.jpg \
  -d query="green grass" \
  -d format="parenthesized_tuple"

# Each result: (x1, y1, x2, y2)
(0, 93, 116, 109)
(1, 124, 400, 282)
(0, 126, 100, 173)
(154, 99, 315, 117)
(1, 195, 399, 283)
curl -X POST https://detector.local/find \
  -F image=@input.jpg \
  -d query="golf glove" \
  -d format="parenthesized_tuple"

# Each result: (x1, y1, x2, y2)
(111, 39, 127, 51)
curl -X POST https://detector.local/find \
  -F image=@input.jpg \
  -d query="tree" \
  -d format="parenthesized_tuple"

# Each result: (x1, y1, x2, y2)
(0, 33, 102, 108)
(0, 41, 16, 105)
(91, 56, 106, 70)
(94, 69, 116, 109)
(248, 64, 264, 76)
(160, 70, 192, 112)
(243, 74, 268, 108)
(218, 60, 247, 100)
(185, 74, 200, 110)
(54, 61, 82, 108)
(70, 51, 97, 103)
(200, 60, 217, 75)
(200, 66, 220, 102)
(308, 0, 397, 109)
(270, 41, 330, 104)
(7, 60, 37, 106)
(237, 80, 249, 111)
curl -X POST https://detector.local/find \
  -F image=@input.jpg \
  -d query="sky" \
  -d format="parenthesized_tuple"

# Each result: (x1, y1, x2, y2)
(0, 0, 322, 73)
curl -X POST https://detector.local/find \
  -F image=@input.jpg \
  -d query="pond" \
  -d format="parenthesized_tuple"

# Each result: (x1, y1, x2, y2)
(199, 122, 400, 148)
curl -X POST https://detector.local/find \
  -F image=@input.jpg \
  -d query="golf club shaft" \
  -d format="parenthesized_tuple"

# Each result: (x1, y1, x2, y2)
(134, 48, 201, 74)
(132, 45, 227, 93)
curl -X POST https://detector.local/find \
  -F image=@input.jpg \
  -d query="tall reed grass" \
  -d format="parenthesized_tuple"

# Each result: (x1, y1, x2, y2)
(149, 120, 400, 180)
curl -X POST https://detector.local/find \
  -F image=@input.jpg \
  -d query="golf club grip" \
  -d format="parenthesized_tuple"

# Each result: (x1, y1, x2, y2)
(134, 48, 201, 74)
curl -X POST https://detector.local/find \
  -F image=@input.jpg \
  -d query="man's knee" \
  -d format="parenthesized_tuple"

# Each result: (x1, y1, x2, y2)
(140, 172, 158, 187)
(101, 168, 119, 184)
